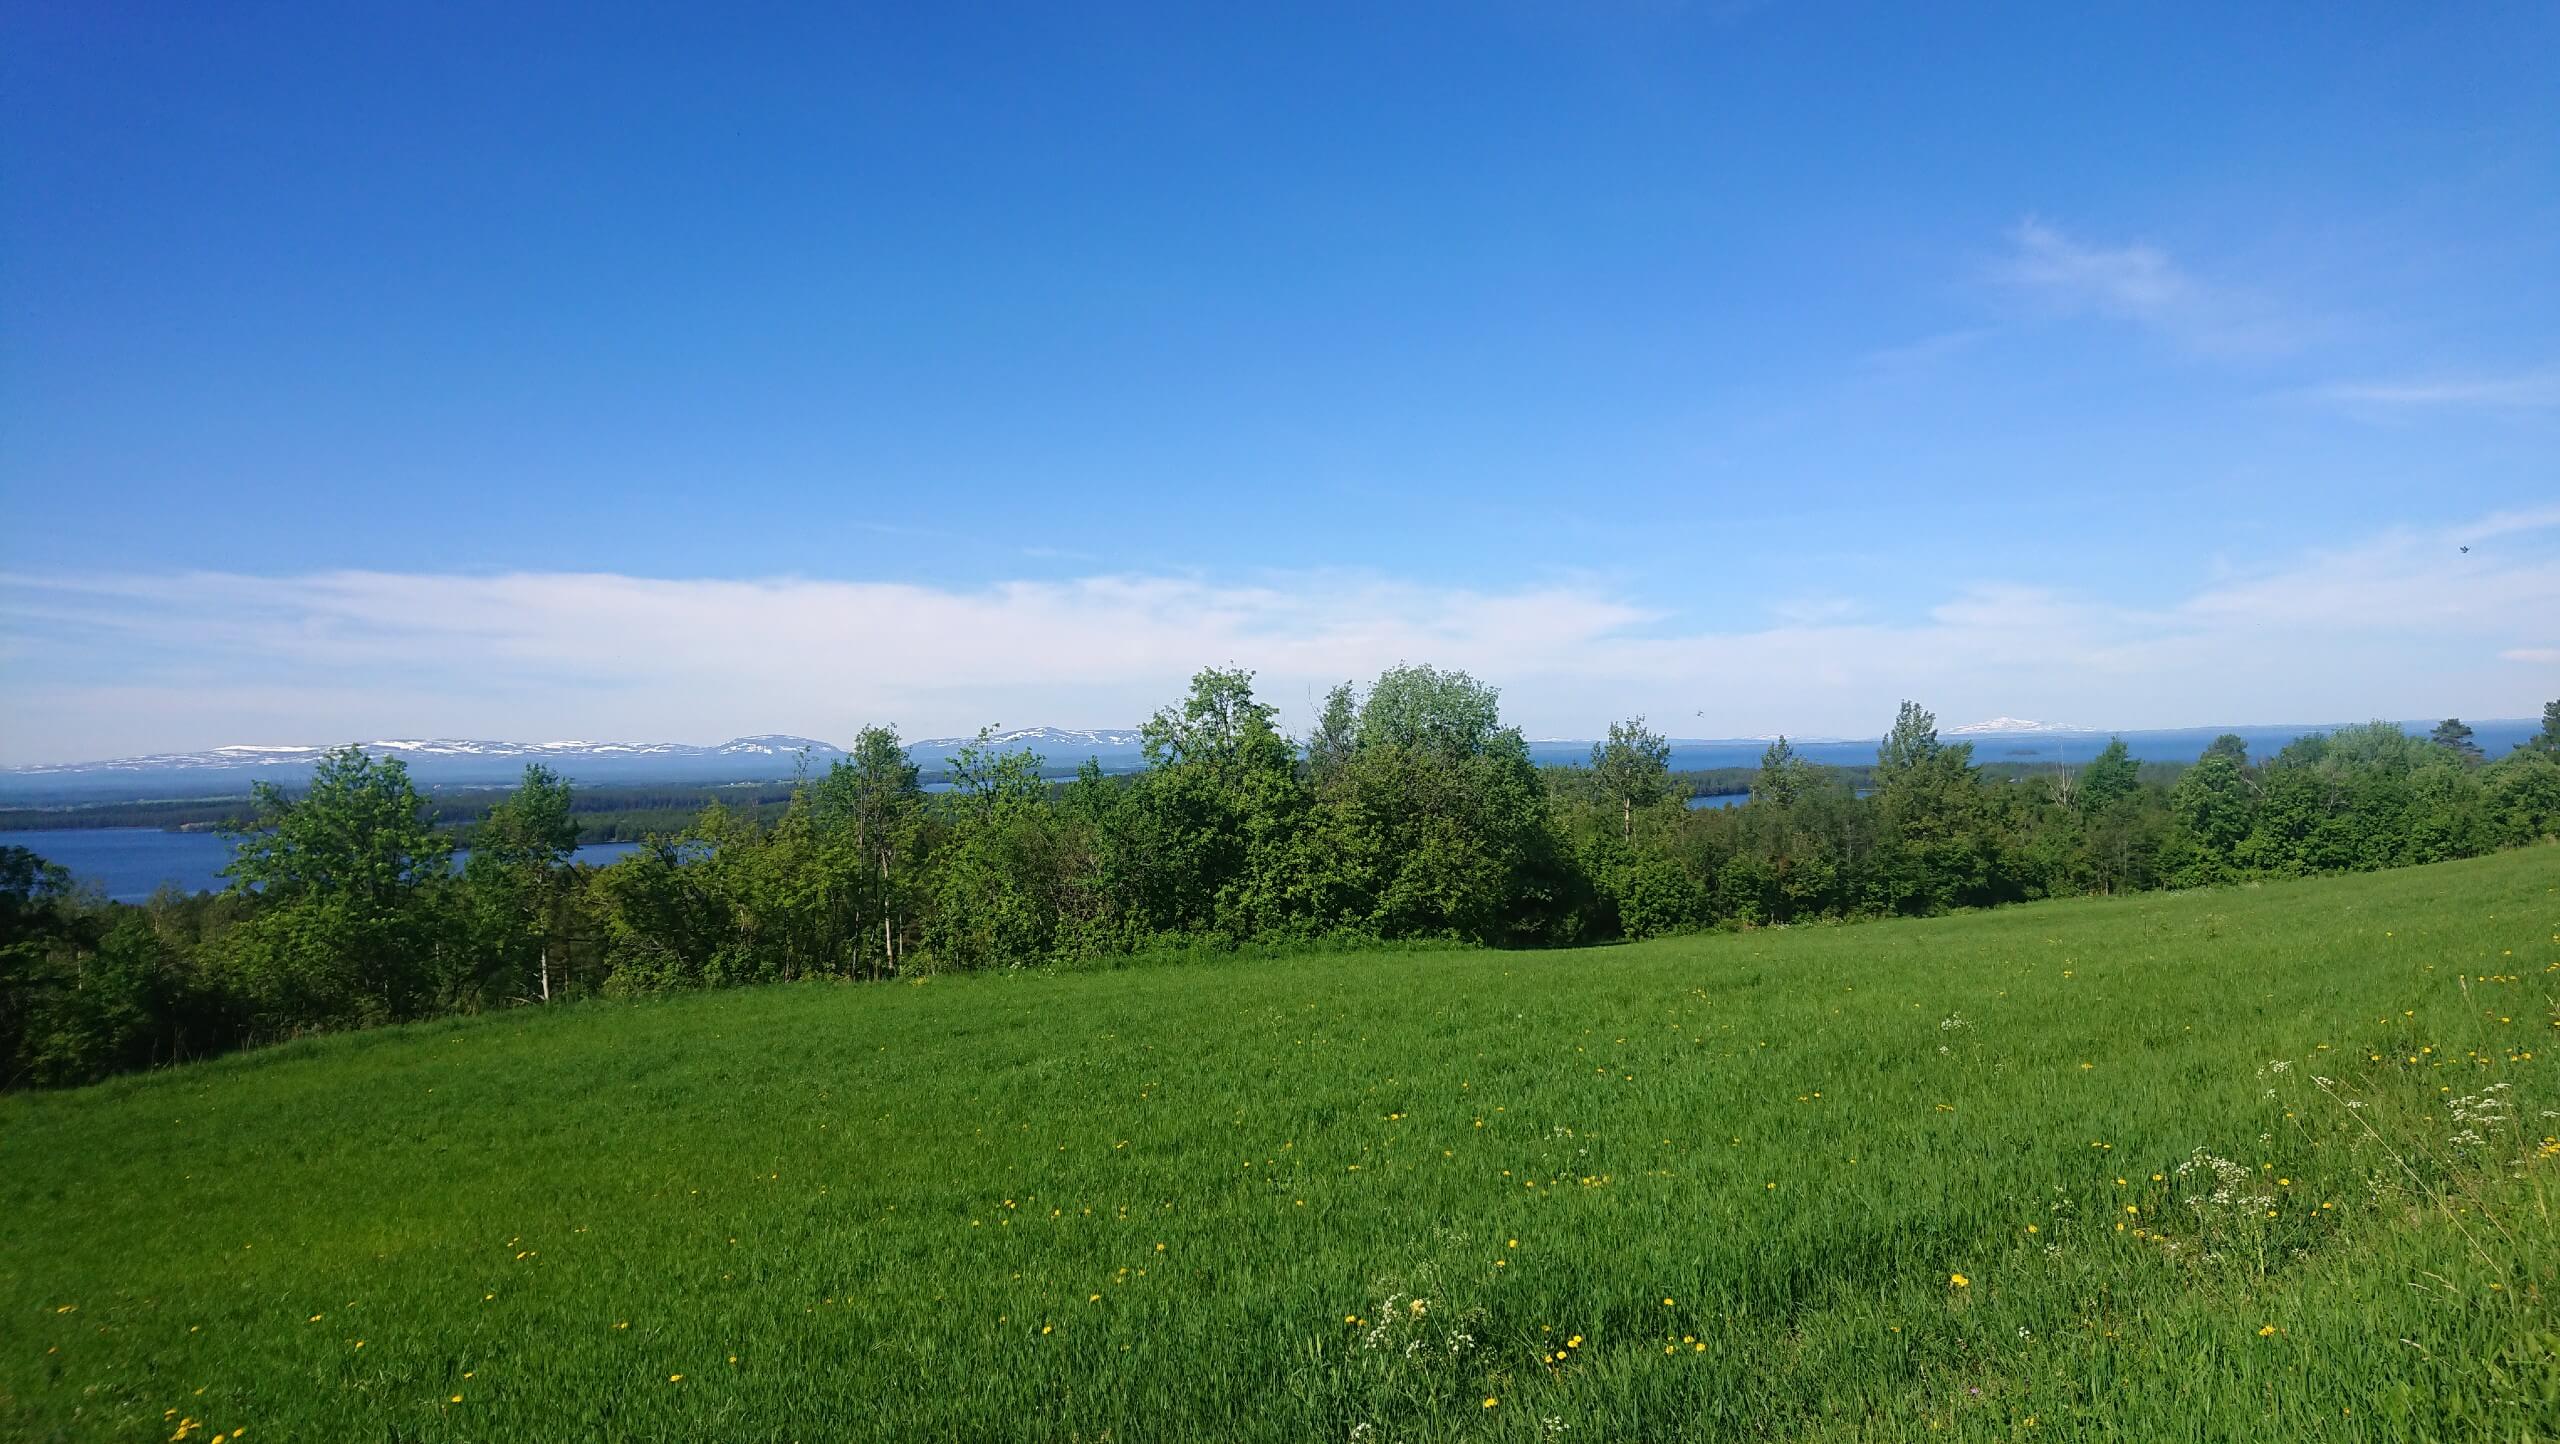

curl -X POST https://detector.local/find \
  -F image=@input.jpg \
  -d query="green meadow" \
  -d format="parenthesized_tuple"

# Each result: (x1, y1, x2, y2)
(4, 848, 2555, 1443)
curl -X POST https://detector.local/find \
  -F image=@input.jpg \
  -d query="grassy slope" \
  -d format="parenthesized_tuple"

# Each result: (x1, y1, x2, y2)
(4, 850, 2556, 1443)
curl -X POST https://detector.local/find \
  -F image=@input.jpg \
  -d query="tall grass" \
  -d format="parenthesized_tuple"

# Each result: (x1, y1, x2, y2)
(4, 849, 2555, 1441)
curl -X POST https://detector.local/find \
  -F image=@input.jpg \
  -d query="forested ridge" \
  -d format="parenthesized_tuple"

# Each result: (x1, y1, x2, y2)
(5, 666, 2556, 1088)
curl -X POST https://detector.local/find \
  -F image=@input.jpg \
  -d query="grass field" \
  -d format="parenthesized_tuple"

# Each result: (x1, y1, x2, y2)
(4, 850, 2556, 1442)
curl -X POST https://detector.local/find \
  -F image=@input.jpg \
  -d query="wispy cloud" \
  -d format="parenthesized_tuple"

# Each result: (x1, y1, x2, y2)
(4, 508, 2555, 763)
(1766, 594, 1863, 626)
(2295, 367, 2560, 412)
(1857, 327, 1992, 375)
(1990, 219, 2300, 356)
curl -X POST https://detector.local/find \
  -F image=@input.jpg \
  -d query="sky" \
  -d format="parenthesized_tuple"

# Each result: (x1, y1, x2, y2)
(2, 3, 2555, 764)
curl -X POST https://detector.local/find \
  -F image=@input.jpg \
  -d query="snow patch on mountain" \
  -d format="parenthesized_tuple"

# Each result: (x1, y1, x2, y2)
(909, 726, 1145, 750)
(1945, 717, 2091, 735)
(4, 736, 849, 778)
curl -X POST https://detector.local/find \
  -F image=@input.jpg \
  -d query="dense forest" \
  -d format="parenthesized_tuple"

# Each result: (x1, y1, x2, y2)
(5, 666, 2556, 1088)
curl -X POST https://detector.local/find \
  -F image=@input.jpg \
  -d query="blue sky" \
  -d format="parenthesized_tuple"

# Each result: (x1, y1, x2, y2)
(2, 4, 2555, 763)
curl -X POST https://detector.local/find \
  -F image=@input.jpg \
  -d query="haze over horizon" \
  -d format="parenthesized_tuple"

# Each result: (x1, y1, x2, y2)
(5, 6, 2556, 765)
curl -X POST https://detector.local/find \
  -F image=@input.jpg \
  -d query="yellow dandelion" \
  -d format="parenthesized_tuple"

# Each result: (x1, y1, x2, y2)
(1483, 1397, 1499, 1409)
(2257, 1325, 2277, 1337)
(1949, 1273, 1970, 1288)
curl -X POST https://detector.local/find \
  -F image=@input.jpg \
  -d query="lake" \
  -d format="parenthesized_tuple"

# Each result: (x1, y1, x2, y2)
(0, 828, 645, 904)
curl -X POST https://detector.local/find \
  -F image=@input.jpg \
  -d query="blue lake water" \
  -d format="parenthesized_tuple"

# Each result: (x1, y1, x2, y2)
(0, 829, 644, 905)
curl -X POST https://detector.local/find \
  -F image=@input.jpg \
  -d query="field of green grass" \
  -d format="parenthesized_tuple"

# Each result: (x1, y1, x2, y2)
(5, 849, 2556, 1442)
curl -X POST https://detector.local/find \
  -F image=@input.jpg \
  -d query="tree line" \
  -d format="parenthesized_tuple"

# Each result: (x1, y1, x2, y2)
(4, 670, 2556, 1088)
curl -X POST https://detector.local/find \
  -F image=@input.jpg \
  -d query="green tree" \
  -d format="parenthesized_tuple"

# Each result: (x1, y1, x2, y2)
(1355, 664, 1506, 757)
(2162, 749, 2254, 885)
(1306, 665, 1574, 944)
(2202, 733, 2251, 767)
(2525, 700, 2559, 754)
(2075, 737, 2140, 816)
(1590, 715, 1674, 842)
(2484, 748, 2560, 842)
(461, 764, 579, 1003)
(927, 730, 1071, 969)
(1305, 682, 1359, 787)
(2430, 717, 2484, 764)
(1869, 702, 1997, 913)
(1875, 701, 1945, 778)
(0, 847, 83, 1085)
(219, 747, 455, 1030)
(811, 725, 926, 977)
(589, 835, 731, 991)
(1750, 737, 1812, 809)
(1133, 667, 1310, 938)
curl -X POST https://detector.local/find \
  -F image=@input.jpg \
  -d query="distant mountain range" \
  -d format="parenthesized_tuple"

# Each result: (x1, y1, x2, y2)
(909, 727, 1146, 755)
(0, 728, 1148, 803)
(2, 718, 2536, 805)
(2, 735, 845, 779)
(1943, 716, 2089, 735)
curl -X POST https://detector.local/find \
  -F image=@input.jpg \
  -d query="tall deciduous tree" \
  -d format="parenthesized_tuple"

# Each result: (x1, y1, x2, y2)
(2203, 733, 2251, 766)
(1305, 681, 1359, 787)
(463, 763, 579, 1002)
(2076, 737, 2140, 816)
(220, 747, 453, 1029)
(1751, 736, 1810, 808)
(1307, 664, 1569, 944)
(927, 730, 1068, 969)
(815, 725, 925, 977)
(1590, 715, 1674, 841)
(1136, 667, 1308, 937)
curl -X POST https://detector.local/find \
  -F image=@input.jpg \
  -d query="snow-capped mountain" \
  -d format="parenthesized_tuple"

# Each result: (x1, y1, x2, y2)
(1944, 717, 2092, 736)
(900, 727, 1148, 771)
(0, 736, 852, 802)
(908, 726, 1145, 752)
(0, 730, 1164, 803)
(4, 736, 848, 777)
